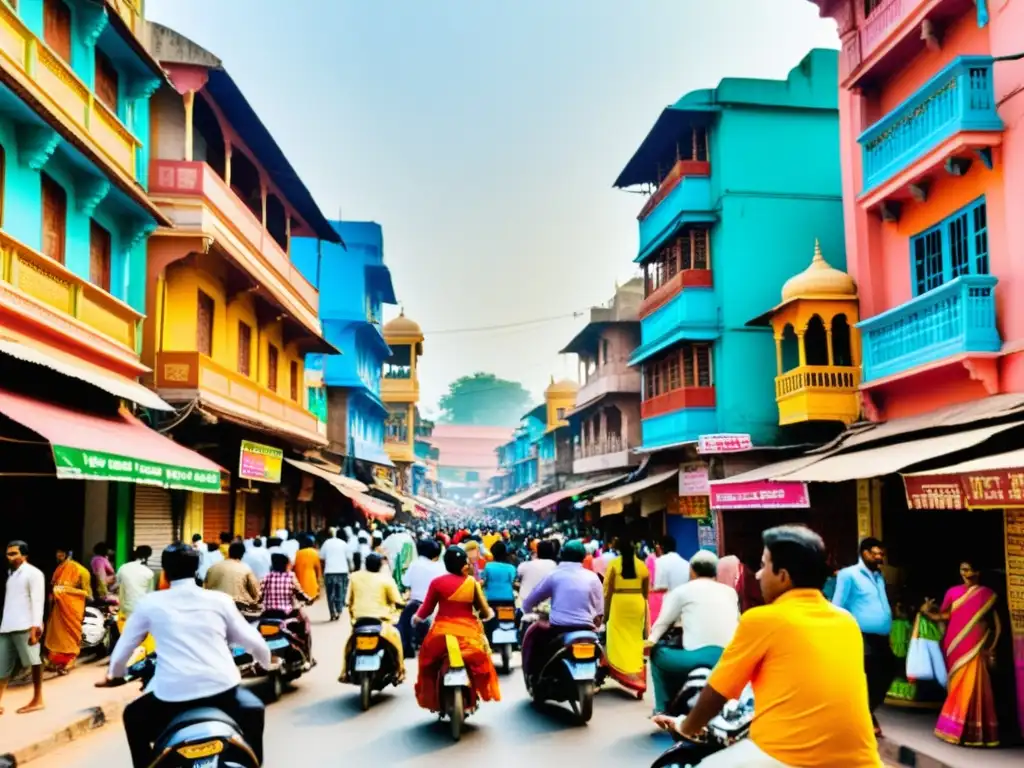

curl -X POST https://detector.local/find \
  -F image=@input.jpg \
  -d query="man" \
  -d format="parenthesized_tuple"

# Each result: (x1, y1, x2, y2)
(279, 530, 300, 564)
(652, 535, 690, 599)
(319, 529, 350, 621)
(518, 539, 558, 603)
(0, 541, 45, 714)
(398, 540, 445, 655)
(204, 542, 261, 613)
(345, 553, 405, 681)
(593, 537, 618, 580)
(520, 540, 603, 678)
(108, 544, 271, 767)
(832, 537, 893, 735)
(654, 526, 881, 768)
(218, 532, 232, 559)
(190, 533, 204, 553)
(116, 546, 155, 623)
(197, 542, 223, 582)
(243, 537, 272, 582)
(646, 550, 739, 715)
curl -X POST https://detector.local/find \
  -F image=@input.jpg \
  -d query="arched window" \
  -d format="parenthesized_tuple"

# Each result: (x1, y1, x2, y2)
(804, 315, 829, 366)
(781, 324, 800, 373)
(832, 314, 854, 367)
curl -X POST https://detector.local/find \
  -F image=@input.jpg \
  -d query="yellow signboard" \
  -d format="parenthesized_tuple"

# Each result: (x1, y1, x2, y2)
(238, 440, 283, 483)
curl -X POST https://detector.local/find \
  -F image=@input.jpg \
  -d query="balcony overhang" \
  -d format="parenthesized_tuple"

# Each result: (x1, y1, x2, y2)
(639, 402, 718, 452)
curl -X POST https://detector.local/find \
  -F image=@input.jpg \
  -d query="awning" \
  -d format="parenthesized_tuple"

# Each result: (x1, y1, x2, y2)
(904, 447, 1024, 476)
(0, 337, 173, 411)
(492, 485, 550, 509)
(284, 458, 369, 493)
(593, 469, 679, 503)
(341, 488, 395, 521)
(522, 474, 629, 512)
(0, 388, 222, 491)
(708, 453, 833, 486)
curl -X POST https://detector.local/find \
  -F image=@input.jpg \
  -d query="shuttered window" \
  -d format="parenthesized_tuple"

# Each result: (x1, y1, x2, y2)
(911, 198, 989, 296)
(237, 321, 252, 376)
(267, 344, 279, 392)
(643, 343, 714, 398)
(43, 0, 72, 63)
(95, 50, 119, 113)
(196, 290, 214, 356)
(289, 360, 299, 401)
(41, 174, 66, 264)
(89, 221, 111, 292)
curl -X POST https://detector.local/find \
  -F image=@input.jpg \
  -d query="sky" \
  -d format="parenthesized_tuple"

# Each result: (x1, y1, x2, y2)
(147, 0, 840, 416)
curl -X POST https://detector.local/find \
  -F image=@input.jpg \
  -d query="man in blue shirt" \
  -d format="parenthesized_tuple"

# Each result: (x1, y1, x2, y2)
(832, 537, 893, 735)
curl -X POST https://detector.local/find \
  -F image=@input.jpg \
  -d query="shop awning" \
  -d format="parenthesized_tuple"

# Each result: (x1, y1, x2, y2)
(372, 478, 417, 513)
(284, 458, 369, 492)
(0, 388, 222, 491)
(492, 485, 550, 509)
(522, 474, 629, 512)
(593, 469, 679, 503)
(904, 446, 1024, 477)
(776, 421, 1024, 483)
(340, 488, 395, 521)
(0, 337, 173, 411)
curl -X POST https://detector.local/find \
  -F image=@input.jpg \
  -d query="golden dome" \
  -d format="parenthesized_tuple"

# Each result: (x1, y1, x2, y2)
(383, 310, 423, 340)
(781, 240, 856, 302)
(545, 376, 579, 396)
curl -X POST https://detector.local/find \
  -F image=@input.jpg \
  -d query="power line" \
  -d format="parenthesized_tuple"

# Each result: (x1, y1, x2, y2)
(424, 311, 586, 336)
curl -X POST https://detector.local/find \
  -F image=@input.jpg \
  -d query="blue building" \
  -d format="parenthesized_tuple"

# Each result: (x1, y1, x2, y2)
(293, 221, 397, 472)
(614, 49, 845, 451)
(496, 406, 546, 495)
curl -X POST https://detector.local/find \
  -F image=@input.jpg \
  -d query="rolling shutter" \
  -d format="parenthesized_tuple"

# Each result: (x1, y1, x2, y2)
(133, 486, 175, 570)
(203, 493, 232, 543)
(245, 493, 267, 540)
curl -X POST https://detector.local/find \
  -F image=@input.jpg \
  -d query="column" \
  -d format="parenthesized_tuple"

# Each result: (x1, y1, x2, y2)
(114, 483, 132, 568)
(825, 319, 834, 367)
(797, 331, 807, 367)
(182, 91, 195, 161)
(182, 491, 203, 543)
(774, 335, 783, 376)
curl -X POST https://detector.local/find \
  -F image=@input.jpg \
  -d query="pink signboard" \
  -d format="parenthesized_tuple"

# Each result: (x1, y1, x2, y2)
(710, 480, 810, 510)
(698, 433, 753, 454)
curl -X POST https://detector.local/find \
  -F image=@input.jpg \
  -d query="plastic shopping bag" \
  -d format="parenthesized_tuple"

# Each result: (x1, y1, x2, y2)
(905, 614, 947, 688)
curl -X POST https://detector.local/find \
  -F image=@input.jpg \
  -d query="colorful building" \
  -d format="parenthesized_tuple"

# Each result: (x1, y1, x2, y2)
(538, 378, 578, 488)
(292, 221, 397, 475)
(496, 405, 546, 496)
(382, 311, 424, 489)
(428, 424, 511, 502)
(142, 23, 339, 542)
(614, 48, 846, 451)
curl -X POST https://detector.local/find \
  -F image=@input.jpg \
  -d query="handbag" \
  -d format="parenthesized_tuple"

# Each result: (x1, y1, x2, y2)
(905, 614, 947, 688)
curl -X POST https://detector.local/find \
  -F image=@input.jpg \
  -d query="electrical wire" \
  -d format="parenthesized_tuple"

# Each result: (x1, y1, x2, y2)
(423, 311, 587, 336)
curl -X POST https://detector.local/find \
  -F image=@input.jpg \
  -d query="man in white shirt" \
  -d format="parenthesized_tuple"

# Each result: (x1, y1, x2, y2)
(319, 530, 350, 621)
(242, 538, 272, 583)
(652, 535, 690, 598)
(279, 530, 300, 564)
(518, 540, 559, 604)
(116, 546, 155, 621)
(646, 550, 740, 715)
(0, 540, 46, 714)
(398, 539, 445, 655)
(107, 544, 272, 767)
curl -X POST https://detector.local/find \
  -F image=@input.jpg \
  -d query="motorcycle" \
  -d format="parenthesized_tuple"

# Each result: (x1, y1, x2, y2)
(437, 634, 477, 742)
(80, 599, 119, 660)
(524, 628, 602, 724)
(256, 611, 313, 684)
(488, 603, 517, 674)
(343, 619, 402, 711)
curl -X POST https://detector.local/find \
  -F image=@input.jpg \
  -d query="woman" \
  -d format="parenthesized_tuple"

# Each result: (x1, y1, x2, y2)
(294, 534, 323, 600)
(412, 546, 501, 713)
(463, 540, 484, 581)
(261, 553, 314, 641)
(921, 559, 1002, 747)
(89, 542, 114, 600)
(603, 534, 649, 698)
(44, 547, 92, 673)
(646, 541, 663, 629)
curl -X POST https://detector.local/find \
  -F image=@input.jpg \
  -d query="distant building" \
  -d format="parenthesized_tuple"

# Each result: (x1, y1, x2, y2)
(429, 425, 512, 501)
(382, 312, 424, 490)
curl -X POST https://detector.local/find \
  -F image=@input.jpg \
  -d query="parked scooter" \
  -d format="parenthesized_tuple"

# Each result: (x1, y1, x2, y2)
(524, 628, 602, 724)
(80, 598, 119, 660)
(342, 618, 403, 711)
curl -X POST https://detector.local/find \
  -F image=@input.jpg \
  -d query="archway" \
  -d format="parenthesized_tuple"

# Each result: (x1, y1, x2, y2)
(781, 324, 800, 373)
(805, 315, 829, 366)
(832, 314, 853, 367)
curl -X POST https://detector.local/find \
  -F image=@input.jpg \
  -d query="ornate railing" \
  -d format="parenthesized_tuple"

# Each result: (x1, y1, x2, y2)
(775, 366, 859, 399)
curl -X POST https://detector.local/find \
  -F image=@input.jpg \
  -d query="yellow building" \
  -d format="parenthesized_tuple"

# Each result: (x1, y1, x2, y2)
(382, 311, 424, 484)
(545, 378, 578, 431)
(751, 241, 861, 426)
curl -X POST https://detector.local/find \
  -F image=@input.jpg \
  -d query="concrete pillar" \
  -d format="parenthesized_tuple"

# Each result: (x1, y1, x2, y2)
(183, 91, 195, 161)
(82, 481, 110, 558)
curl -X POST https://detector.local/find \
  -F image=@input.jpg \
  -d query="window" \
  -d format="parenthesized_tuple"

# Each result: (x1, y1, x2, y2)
(290, 360, 299, 402)
(911, 198, 989, 296)
(643, 228, 711, 297)
(643, 343, 713, 399)
(95, 50, 119, 113)
(237, 321, 252, 376)
(89, 221, 111, 292)
(41, 174, 66, 264)
(556, 407, 566, 420)
(196, 290, 214, 356)
(267, 344, 279, 392)
(43, 0, 72, 63)
(601, 338, 610, 366)
(0, 144, 6, 227)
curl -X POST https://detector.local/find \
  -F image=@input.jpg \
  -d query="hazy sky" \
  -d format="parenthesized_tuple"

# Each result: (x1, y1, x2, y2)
(147, 0, 839, 415)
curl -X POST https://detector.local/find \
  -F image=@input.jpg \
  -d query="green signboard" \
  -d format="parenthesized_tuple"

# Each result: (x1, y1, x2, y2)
(52, 445, 222, 492)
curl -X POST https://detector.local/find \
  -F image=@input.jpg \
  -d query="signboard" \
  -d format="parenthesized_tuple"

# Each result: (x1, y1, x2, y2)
(238, 440, 283, 483)
(902, 475, 966, 510)
(53, 445, 221, 492)
(962, 470, 1024, 508)
(1004, 509, 1024, 734)
(710, 480, 810, 510)
(680, 463, 710, 496)
(698, 434, 752, 454)
(698, 514, 719, 553)
(673, 495, 710, 519)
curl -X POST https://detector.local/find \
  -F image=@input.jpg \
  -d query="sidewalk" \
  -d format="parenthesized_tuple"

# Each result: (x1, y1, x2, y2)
(878, 708, 1024, 768)
(0, 657, 140, 765)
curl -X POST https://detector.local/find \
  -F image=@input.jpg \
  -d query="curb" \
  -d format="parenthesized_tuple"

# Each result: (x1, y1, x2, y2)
(9, 697, 129, 766)
(879, 735, 955, 768)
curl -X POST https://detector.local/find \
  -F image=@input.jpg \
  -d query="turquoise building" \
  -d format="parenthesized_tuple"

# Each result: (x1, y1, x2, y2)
(615, 49, 846, 450)
(496, 406, 546, 494)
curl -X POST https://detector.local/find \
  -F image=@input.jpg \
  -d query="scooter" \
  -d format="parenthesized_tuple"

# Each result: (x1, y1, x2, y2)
(343, 619, 403, 711)
(488, 603, 517, 674)
(524, 628, 602, 724)
(80, 599, 119, 660)
(438, 634, 477, 742)
(256, 611, 313, 684)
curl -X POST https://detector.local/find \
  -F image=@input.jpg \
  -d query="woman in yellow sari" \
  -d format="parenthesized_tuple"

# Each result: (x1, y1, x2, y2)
(44, 548, 92, 674)
(603, 535, 649, 697)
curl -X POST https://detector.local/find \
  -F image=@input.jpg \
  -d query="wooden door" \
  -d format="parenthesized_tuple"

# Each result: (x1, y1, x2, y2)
(41, 174, 66, 264)
(43, 0, 72, 63)
(196, 290, 214, 356)
(267, 344, 279, 392)
(89, 221, 111, 292)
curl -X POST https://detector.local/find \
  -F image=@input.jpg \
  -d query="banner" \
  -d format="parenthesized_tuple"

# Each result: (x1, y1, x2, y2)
(902, 471, 1024, 510)
(52, 445, 221, 492)
(710, 480, 810, 510)
(698, 434, 752, 454)
(902, 474, 967, 510)
(238, 440, 283, 483)
(1004, 509, 1024, 734)
(680, 463, 710, 496)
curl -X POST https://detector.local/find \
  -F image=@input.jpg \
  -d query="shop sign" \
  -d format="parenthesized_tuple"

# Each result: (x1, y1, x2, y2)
(698, 434, 752, 454)
(53, 445, 221, 492)
(238, 440, 283, 483)
(709, 480, 810, 510)
(698, 514, 718, 553)
(679, 463, 710, 496)
(671, 495, 710, 519)
(961, 470, 1024, 508)
(1004, 509, 1024, 735)
(902, 475, 966, 510)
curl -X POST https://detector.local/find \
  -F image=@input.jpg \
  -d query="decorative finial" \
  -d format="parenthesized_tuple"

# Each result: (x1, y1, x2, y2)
(812, 239, 825, 265)
(549, 375, 555, 385)
(399, 305, 405, 317)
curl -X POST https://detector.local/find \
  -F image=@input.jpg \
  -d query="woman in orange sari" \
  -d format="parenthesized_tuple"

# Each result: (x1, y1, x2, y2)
(44, 547, 92, 674)
(412, 546, 501, 713)
(922, 559, 1002, 747)
(294, 535, 323, 600)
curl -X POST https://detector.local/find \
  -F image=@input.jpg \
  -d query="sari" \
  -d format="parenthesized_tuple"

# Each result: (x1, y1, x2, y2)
(935, 584, 999, 747)
(646, 553, 663, 629)
(603, 555, 649, 695)
(414, 573, 501, 712)
(294, 547, 322, 599)
(44, 559, 92, 671)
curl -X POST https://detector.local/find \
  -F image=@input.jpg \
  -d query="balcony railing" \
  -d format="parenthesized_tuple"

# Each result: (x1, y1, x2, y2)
(775, 366, 859, 398)
(861, 0, 908, 60)
(156, 351, 322, 439)
(574, 435, 625, 460)
(775, 365, 861, 425)
(0, 229, 141, 360)
(381, 376, 420, 402)
(638, 176, 713, 261)
(577, 368, 642, 406)
(150, 160, 319, 316)
(639, 160, 711, 221)
(859, 56, 1002, 193)
(639, 269, 713, 319)
(858, 275, 1001, 382)
(0, 5, 141, 183)
(641, 386, 716, 420)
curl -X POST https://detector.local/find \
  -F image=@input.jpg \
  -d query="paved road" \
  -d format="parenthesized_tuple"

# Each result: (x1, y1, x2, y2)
(32, 602, 673, 767)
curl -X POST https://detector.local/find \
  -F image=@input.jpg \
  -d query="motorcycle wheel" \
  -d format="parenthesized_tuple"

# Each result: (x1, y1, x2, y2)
(576, 681, 594, 724)
(264, 670, 282, 703)
(359, 674, 372, 711)
(500, 645, 511, 675)
(448, 688, 464, 742)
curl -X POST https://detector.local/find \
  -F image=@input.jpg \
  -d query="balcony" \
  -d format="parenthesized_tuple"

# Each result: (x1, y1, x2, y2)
(573, 435, 640, 474)
(639, 270, 713, 320)
(630, 289, 718, 366)
(105, 0, 144, 36)
(858, 275, 1000, 383)
(155, 351, 324, 444)
(577, 369, 642, 408)
(642, 387, 716, 420)
(381, 374, 420, 403)
(858, 56, 1003, 200)
(149, 160, 320, 333)
(640, 391, 718, 451)
(637, 172, 714, 263)
(0, 229, 143, 372)
(0, 5, 141, 185)
(775, 365, 861, 425)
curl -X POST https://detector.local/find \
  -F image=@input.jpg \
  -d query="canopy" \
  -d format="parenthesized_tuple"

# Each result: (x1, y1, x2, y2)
(284, 458, 369, 492)
(372, 478, 416, 514)
(341, 488, 395, 521)
(904, 446, 1024, 476)
(491, 485, 550, 509)
(593, 469, 679, 503)
(0, 388, 222, 491)
(522, 474, 629, 512)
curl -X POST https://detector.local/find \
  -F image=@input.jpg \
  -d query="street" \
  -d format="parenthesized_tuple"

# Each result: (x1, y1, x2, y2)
(30, 602, 672, 767)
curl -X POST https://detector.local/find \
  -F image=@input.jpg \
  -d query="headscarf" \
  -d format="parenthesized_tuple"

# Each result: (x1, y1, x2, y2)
(717, 555, 741, 590)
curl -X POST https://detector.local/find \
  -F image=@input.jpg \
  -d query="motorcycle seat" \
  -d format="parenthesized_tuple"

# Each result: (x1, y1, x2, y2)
(353, 618, 383, 633)
(155, 708, 241, 749)
(561, 631, 599, 645)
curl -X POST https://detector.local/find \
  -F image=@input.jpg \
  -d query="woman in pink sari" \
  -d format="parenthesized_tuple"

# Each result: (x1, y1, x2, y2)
(646, 542, 663, 630)
(922, 559, 1002, 747)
